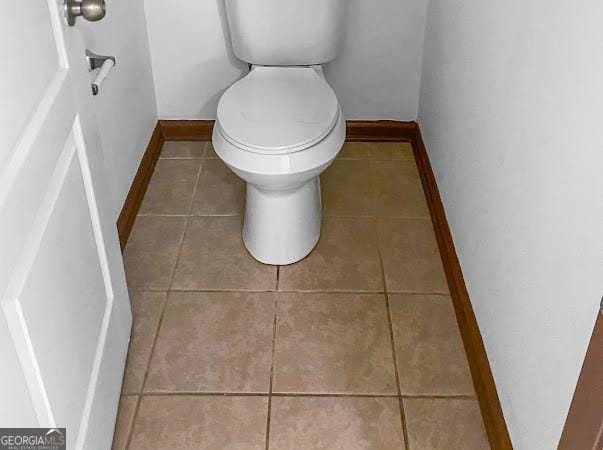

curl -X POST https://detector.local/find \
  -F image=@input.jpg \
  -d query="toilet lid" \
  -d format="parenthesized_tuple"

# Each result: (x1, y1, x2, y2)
(217, 66, 339, 154)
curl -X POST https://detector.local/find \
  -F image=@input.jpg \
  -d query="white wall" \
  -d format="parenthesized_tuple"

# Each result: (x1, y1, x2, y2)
(418, 2, 603, 448)
(143, 0, 428, 120)
(81, 0, 157, 219)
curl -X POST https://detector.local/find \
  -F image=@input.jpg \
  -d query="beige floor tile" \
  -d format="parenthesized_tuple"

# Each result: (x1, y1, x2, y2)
(372, 160, 430, 218)
(191, 159, 245, 215)
(279, 218, 383, 292)
(338, 142, 414, 160)
(139, 159, 202, 215)
(122, 292, 166, 394)
(273, 293, 396, 394)
(172, 216, 277, 290)
(379, 218, 448, 293)
(111, 396, 138, 450)
(337, 142, 373, 159)
(129, 395, 267, 450)
(269, 396, 404, 450)
(404, 398, 489, 450)
(321, 160, 375, 217)
(145, 292, 274, 393)
(372, 142, 414, 160)
(390, 294, 474, 395)
(124, 216, 186, 290)
(161, 141, 206, 159)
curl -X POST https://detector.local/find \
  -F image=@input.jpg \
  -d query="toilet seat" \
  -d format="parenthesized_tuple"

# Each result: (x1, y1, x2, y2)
(217, 66, 339, 155)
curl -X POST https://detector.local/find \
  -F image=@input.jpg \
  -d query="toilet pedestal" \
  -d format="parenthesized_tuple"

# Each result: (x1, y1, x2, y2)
(242, 177, 321, 265)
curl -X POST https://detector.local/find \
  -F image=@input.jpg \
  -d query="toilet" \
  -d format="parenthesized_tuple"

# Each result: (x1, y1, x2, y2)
(213, 0, 349, 265)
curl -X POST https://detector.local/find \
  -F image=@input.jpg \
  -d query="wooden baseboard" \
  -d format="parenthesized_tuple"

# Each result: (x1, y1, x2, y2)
(158, 119, 417, 143)
(117, 119, 513, 449)
(116, 122, 164, 251)
(346, 120, 416, 141)
(559, 310, 602, 450)
(411, 125, 513, 449)
(159, 120, 214, 141)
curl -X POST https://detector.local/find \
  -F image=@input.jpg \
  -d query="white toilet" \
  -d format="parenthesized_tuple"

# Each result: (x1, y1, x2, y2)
(213, 0, 349, 265)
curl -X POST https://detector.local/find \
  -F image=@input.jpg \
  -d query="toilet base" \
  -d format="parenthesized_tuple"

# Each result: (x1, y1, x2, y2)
(243, 177, 321, 265)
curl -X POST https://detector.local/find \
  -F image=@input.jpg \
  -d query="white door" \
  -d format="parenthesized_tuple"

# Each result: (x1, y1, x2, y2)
(0, 1, 131, 449)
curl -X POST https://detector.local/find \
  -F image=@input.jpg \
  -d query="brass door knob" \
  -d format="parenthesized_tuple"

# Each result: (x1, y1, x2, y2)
(65, 0, 106, 26)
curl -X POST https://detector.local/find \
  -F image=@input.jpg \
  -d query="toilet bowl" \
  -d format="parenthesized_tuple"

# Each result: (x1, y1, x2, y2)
(213, 65, 345, 265)
(215, 0, 349, 265)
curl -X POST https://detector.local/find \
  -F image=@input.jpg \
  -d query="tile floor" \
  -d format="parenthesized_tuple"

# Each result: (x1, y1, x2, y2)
(115, 140, 490, 449)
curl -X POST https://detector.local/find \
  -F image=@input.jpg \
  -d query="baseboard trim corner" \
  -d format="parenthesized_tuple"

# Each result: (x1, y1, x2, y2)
(411, 124, 513, 450)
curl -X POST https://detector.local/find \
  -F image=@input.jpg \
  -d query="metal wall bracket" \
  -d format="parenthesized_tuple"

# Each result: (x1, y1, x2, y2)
(86, 49, 115, 71)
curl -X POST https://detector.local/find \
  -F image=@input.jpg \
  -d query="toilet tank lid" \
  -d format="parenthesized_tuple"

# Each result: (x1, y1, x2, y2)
(217, 67, 339, 154)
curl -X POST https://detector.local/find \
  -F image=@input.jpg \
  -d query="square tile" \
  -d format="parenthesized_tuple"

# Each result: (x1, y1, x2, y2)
(390, 294, 474, 395)
(279, 218, 383, 291)
(273, 293, 397, 394)
(269, 397, 404, 450)
(172, 216, 277, 290)
(371, 160, 429, 218)
(338, 142, 414, 160)
(139, 159, 202, 215)
(111, 396, 138, 450)
(403, 398, 489, 450)
(191, 159, 245, 215)
(160, 141, 206, 159)
(379, 218, 448, 293)
(321, 160, 375, 217)
(122, 291, 166, 393)
(129, 396, 267, 450)
(124, 216, 186, 290)
(145, 292, 274, 393)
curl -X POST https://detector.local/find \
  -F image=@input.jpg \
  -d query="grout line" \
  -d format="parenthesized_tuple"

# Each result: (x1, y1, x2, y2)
(138, 391, 466, 398)
(388, 299, 411, 450)
(136, 294, 169, 395)
(265, 300, 278, 450)
(400, 394, 477, 400)
(166, 288, 387, 294)
(377, 221, 411, 450)
(186, 159, 205, 216)
(137, 213, 243, 218)
(123, 395, 141, 450)
(164, 159, 205, 290)
(128, 288, 452, 296)
(135, 288, 385, 294)
(131, 390, 476, 399)
(270, 392, 399, 398)
(159, 157, 206, 160)
(142, 391, 270, 397)
(275, 266, 280, 291)
(137, 213, 431, 220)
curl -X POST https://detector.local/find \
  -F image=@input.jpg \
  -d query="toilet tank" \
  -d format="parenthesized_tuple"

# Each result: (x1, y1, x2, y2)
(224, 0, 349, 65)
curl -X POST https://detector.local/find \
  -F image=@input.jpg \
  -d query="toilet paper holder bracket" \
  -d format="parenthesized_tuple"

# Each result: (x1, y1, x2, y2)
(85, 49, 116, 95)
